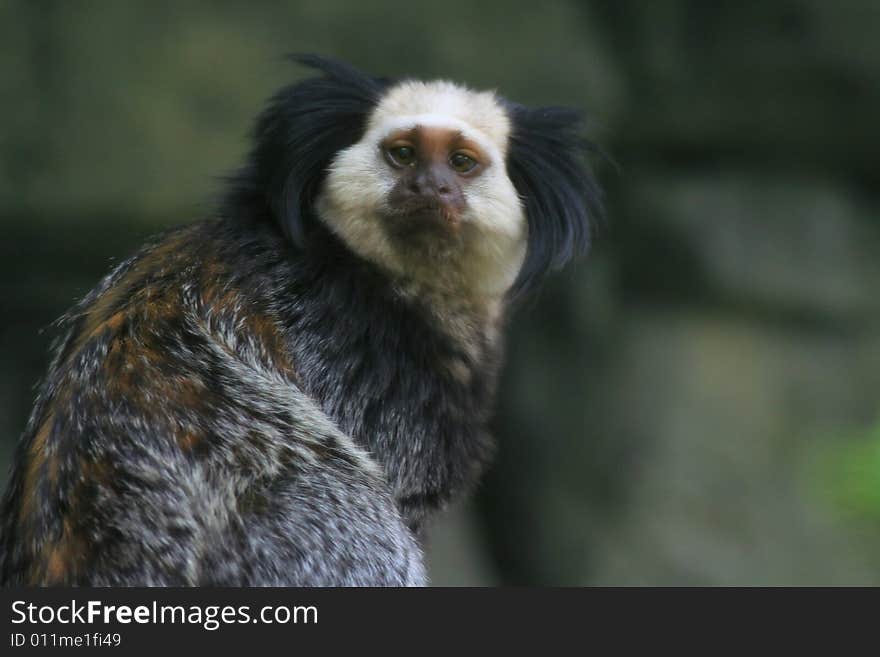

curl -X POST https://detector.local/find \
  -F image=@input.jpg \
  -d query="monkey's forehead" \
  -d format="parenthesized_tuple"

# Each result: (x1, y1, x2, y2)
(369, 80, 511, 151)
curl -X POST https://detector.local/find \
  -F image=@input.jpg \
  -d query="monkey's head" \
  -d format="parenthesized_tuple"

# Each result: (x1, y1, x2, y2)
(243, 55, 601, 301)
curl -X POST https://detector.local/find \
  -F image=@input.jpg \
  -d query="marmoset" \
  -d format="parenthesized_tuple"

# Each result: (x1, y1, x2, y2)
(0, 56, 601, 586)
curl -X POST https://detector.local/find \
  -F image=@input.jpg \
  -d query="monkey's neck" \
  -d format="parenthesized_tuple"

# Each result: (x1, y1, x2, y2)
(277, 233, 506, 532)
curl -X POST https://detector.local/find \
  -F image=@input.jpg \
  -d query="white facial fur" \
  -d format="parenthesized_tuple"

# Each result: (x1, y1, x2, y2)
(316, 80, 526, 301)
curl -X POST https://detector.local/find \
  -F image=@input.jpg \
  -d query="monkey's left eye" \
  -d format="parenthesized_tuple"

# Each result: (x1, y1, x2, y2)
(449, 152, 478, 174)
(386, 145, 417, 168)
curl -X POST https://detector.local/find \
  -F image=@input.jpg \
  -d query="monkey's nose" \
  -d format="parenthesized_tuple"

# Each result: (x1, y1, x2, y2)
(408, 177, 455, 200)
(396, 168, 466, 218)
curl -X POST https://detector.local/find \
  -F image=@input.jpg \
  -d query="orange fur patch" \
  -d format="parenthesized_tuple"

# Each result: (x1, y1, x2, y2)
(69, 228, 195, 360)
(18, 411, 55, 526)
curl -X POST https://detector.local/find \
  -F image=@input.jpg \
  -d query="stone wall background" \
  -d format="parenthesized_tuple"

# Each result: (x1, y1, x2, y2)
(2, 0, 879, 585)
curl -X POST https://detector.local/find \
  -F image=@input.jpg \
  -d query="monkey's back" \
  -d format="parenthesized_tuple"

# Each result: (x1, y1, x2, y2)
(0, 219, 425, 586)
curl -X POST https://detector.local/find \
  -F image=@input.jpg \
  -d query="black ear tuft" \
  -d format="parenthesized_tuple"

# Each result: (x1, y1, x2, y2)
(503, 102, 603, 299)
(244, 55, 388, 245)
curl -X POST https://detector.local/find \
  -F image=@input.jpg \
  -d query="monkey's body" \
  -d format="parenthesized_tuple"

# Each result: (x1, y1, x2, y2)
(0, 216, 506, 585)
(0, 56, 599, 586)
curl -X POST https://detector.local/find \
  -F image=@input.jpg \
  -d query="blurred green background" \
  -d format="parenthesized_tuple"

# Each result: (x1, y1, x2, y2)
(3, 0, 880, 585)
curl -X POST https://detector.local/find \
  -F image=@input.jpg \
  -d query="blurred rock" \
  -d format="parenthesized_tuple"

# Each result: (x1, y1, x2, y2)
(587, 312, 880, 585)
(595, 0, 880, 178)
(426, 502, 499, 586)
(620, 173, 880, 319)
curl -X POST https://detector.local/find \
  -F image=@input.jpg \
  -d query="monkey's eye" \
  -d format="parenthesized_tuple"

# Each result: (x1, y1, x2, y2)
(449, 152, 478, 174)
(385, 145, 417, 168)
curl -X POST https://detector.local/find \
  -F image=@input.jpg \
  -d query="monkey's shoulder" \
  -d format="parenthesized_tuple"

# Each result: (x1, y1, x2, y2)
(26, 219, 308, 463)
(62, 219, 291, 366)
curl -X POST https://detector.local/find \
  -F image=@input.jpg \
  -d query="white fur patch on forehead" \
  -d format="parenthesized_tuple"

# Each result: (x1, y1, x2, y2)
(369, 80, 511, 153)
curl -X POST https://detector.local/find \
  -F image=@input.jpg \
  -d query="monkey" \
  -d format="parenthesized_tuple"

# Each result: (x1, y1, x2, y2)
(0, 55, 601, 586)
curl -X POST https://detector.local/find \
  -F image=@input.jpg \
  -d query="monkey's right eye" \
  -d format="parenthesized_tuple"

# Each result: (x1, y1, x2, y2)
(385, 145, 417, 168)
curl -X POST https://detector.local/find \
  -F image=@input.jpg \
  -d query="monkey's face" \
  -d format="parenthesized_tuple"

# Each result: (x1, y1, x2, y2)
(317, 81, 526, 299)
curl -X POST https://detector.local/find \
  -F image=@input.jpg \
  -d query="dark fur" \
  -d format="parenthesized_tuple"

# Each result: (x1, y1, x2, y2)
(503, 101, 603, 297)
(241, 55, 390, 247)
(0, 56, 599, 586)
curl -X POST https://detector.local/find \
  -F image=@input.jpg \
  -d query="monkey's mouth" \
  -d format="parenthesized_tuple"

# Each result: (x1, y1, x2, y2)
(381, 200, 462, 239)
(384, 199, 461, 232)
